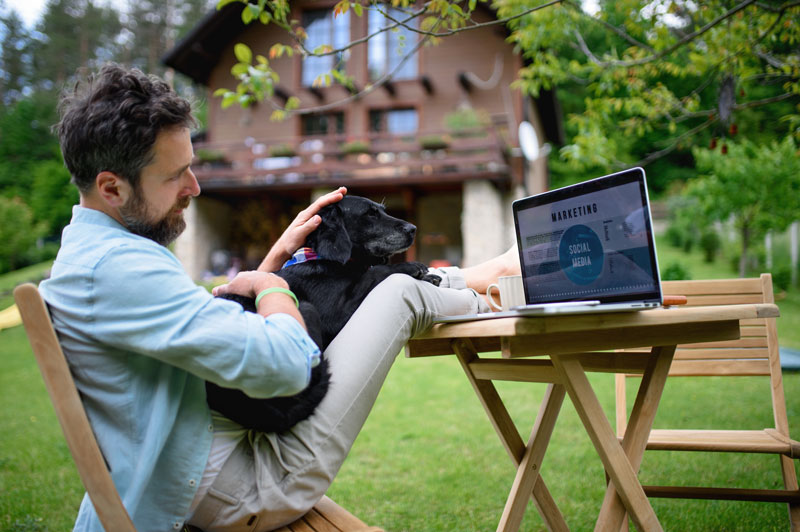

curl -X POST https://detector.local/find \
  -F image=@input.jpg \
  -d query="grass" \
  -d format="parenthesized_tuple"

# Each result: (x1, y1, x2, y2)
(1, 240, 799, 531)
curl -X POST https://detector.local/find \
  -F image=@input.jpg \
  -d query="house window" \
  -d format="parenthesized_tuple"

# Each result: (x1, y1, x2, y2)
(369, 108, 418, 135)
(368, 7, 418, 81)
(302, 112, 345, 136)
(302, 9, 350, 86)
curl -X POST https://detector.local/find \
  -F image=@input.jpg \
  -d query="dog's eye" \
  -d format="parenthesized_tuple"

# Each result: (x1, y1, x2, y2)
(366, 206, 379, 218)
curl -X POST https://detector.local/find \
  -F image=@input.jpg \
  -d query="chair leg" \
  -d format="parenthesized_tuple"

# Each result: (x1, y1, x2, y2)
(778, 454, 800, 531)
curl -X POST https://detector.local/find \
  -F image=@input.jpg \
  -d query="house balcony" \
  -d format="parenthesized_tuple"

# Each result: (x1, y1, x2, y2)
(191, 126, 522, 194)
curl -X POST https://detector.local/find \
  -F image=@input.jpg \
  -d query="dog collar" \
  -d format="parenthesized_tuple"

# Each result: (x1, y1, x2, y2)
(282, 247, 319, 268)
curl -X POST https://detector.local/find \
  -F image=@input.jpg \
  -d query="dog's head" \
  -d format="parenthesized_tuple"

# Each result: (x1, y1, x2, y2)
(306, 195, 416, 264)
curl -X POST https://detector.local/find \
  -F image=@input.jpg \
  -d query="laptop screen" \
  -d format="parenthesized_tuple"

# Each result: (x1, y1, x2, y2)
(513, 167, 662, 305)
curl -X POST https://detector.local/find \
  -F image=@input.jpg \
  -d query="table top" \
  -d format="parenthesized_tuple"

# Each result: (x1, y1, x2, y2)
(407, 303, 779, 359)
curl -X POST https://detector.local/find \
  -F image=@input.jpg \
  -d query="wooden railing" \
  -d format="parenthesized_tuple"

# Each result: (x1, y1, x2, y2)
(191, 127, 512, 191)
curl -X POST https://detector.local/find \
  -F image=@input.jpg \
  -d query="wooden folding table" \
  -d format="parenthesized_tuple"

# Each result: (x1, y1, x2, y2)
(405, 303, 780, 531)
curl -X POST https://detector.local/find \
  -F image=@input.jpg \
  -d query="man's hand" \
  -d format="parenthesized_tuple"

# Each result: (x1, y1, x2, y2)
(213, 271, 306, 328)
(212, 271, 288, 299)
(257, 187, 347, 272)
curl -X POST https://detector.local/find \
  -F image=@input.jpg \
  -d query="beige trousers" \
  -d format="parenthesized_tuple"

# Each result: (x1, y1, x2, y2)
(187, 272, 488, 531)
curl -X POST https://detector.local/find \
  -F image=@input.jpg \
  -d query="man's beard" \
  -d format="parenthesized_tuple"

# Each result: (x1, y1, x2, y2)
(119, 192, 190, 246)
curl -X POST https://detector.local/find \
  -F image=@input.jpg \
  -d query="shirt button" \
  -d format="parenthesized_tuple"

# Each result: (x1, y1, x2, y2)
(208, 424, 214, 432)
(188, 479, 196, 487)
(172, 522, 181, 529)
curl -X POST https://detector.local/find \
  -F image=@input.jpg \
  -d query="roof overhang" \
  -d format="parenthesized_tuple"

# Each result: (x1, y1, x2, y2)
(162, 3, 249, 85)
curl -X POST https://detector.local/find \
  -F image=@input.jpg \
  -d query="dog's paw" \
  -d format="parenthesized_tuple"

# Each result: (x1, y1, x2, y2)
(421, 273, 442, 286)
(398, 261, 432, 279)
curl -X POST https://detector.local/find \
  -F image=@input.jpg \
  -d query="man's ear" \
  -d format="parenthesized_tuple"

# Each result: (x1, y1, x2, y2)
(95, 171, 132, 208)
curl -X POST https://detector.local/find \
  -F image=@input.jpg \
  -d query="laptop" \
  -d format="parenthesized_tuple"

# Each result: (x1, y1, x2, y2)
(436, 167, 663, 323)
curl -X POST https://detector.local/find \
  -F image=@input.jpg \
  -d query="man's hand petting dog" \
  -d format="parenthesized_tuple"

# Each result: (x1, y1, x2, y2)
(207, 195, 441, 434)
(212, 272, 308, 330)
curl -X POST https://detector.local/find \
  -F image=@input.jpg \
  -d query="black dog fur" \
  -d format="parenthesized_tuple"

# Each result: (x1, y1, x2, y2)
(206, 195, 441, 433)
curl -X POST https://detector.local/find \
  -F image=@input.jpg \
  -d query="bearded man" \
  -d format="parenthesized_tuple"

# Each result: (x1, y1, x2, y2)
(41, 63, 513, 532)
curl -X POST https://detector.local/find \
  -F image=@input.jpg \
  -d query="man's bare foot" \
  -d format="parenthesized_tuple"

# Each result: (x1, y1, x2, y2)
(462, 245, 520, 294)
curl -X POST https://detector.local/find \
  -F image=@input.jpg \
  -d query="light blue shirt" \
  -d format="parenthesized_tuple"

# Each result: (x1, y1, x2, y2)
(39, 206, 321, 532)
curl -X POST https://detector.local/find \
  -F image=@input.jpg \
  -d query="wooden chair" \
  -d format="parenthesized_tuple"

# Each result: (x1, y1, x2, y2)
(615, 274, 800, 529)
(13, 283, 382, 532)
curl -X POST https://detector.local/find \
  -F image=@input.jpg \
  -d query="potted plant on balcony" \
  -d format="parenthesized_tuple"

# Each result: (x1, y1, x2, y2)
(195, 148, 228, 168)
(340, 140, 371, 155)
(269, 143, 296, 157)
(444, 107, 489, 138)
(339, 140, 371, 164)
(419, 134, 451, 151)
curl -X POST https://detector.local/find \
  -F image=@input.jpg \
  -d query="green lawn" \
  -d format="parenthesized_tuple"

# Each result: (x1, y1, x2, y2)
(2, 243, 799, 531)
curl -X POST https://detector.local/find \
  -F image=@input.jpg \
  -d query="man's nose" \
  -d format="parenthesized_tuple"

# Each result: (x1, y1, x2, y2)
(184, 168, 201, 197)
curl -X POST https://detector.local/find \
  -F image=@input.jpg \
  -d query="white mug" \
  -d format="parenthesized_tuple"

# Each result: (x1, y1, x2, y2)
(486, 275, 524, 311)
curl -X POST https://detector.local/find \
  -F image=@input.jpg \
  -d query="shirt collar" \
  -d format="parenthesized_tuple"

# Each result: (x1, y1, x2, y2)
(70, 205, 129, 232)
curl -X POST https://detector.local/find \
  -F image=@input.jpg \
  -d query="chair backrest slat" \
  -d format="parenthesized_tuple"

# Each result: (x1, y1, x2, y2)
(14, 283, 136, 532)
(657, 275, 776, 376)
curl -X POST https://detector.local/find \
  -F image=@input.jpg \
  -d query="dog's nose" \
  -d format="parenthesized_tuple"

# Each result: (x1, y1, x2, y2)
(405, 223, 416, 237)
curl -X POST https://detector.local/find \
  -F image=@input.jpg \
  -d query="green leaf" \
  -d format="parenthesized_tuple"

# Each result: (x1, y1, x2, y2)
(242, 4, 259, 24)
(352, 3, 363, 17)
(213, 88, 229, 97)
(221, 93, 238, 109)
(231, 63, 249, 77)
(259, 11, 272, 24)
(234, 43, 252, 64)
(285, 96, 300, 111)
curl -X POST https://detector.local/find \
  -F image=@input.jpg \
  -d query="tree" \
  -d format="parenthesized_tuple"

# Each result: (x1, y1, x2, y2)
(686, 137, 800, 277)
(29, 0, 122, 90)
(500, 0, 800, 172)
(0, 8, 32, 104)
(122, 0, 216, 83)
(0, 196, 44, 273)
(0, 92, 62, 202)
(30, 159, 78, 237)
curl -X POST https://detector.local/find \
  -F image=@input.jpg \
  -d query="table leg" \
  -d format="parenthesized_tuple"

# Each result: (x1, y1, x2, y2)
(598, 345, 676, 531)
(498, 382, 566, 532)
(453, 339, 569, 532)
(551, 354, 663, 532)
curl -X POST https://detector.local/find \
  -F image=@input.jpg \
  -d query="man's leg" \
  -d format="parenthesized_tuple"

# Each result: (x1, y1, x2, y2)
(190, 274, 488, 531)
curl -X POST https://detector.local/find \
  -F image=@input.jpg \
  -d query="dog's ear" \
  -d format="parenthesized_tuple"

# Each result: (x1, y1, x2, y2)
(307, 203, 352, 263)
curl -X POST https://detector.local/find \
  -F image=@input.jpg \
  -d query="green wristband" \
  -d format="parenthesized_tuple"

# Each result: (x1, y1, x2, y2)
(255, 287, 299, 308)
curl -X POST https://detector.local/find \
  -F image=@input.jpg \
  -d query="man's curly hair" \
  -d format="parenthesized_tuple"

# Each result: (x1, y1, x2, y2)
(56, 63, 196, 192)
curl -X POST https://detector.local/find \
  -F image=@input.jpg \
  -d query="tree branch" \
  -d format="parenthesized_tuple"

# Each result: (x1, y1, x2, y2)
(563, 0, 656, 53)
(576, 0, 758, 68)
(624, 118, 717, 168)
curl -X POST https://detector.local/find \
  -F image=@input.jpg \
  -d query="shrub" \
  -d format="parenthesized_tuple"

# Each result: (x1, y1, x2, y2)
(771, 266, 792, 292)
(340, 140, 370, 155)
(699, 229, 721, 263)
(419, 135, 450, 150)
(0, 197, 44, 274)
(661, 262, 691, 281)
(269, 143, 296, 157)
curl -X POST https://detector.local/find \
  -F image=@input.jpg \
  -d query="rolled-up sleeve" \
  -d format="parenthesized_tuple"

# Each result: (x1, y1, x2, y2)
(88, 243, 320, 398)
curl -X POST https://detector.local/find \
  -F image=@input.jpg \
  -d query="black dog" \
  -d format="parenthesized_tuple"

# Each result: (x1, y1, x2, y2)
(206, 195, 441, 433)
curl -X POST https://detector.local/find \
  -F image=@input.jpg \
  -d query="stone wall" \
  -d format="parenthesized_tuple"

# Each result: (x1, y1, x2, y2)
(173, 196, 233, 280)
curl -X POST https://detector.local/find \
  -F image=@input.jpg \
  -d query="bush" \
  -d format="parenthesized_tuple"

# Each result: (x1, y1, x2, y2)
(771, 266, 792, 292)
(0, 197, 44, 274)
(661, 262, 691, 281)
(699, 229, 721, 263)
(340, 140, 370, 155)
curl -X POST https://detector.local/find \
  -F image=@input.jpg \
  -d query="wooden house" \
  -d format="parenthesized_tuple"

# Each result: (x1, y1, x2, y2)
(163, 1, 562, 279)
